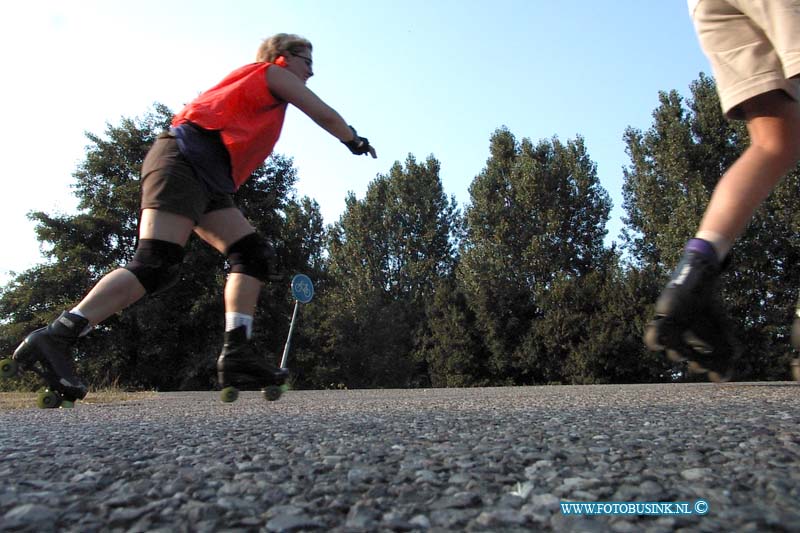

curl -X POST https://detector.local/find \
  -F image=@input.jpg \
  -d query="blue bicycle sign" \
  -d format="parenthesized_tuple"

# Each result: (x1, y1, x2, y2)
(291, 274, 314, 304)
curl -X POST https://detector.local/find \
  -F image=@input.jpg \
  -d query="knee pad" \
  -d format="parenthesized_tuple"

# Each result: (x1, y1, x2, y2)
(124, 239, 185, 294)
(226, 233, 280, 282)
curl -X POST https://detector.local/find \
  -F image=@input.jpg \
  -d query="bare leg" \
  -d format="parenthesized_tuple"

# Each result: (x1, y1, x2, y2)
(697, 90, 800, 247)
(223, 274, 262, 316)
(645, 91, 800, 381)
(194, 207, 263, 315)
(73, 269, 146, 325)
(199, 208, 288, 394)
(74, 209, 195, 324)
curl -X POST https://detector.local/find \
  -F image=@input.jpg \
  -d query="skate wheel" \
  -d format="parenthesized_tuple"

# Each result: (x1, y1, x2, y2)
(683, 332, 713, 355)
(60, 400, 76, 409)
(37, 390, 62, 409)
(707, 370, 731, 383)
(220, 386, 239, 403)
(686, 361, 707, 374)
(643, 324, 664, 351)
(0, 358, 18, 379)
(791, 359, 800, 382)
(262, 385, 282, 402)
(666, 349, 687, 364)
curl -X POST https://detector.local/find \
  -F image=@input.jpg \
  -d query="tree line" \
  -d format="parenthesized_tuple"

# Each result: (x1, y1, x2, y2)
(2, 74, 800, 392)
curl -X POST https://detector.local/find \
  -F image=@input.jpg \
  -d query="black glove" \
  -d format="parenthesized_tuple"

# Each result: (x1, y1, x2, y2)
(342, 125, 374, 156)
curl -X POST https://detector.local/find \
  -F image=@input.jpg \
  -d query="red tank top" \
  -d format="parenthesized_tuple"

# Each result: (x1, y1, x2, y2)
(172, 62, 287, 189)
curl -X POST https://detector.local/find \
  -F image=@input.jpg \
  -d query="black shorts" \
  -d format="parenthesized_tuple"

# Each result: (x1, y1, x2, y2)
(140, 132, 235, 223)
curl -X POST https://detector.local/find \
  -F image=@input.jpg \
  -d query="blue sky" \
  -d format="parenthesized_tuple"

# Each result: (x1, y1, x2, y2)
(0, 0, 708, 284)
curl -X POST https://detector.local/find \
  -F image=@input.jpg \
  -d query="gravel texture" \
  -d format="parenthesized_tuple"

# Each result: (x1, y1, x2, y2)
(1, 383, 800, 532)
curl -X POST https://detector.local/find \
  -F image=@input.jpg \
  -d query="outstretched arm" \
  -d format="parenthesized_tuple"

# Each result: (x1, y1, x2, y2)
(267, 65, 376, 158)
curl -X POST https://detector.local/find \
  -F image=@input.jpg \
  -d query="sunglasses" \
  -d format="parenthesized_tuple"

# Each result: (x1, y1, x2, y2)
(291, 53, 313, 68)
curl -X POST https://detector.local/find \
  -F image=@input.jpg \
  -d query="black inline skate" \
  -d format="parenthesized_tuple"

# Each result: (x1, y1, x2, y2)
(644, 245, 737, 382)
(217, 326, 288, 402)
(0, 311, 89, 408)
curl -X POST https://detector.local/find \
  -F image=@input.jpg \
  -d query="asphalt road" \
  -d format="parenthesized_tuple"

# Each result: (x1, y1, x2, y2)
(1, 383, 799, 532)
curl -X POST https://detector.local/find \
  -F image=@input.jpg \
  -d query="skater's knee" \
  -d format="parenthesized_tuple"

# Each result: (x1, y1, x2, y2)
(744, 93, 800, 167)
(124, 239, 185, 294)
(226, 232, 279, 282)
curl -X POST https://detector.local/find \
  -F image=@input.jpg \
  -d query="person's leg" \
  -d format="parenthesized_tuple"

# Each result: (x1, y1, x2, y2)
(691, 0, 800, 258)
(194, 207, 287, 391)
(73, 209, 195, 325)
(645, 0, 800, 380)
(645, 91, 800, 380)
(74, 130, 206, 325)
(695, 90, 800, 258)
(10, 131, 206, 400)
(194, 207, 262, 329)
(11, 208, 194, 400)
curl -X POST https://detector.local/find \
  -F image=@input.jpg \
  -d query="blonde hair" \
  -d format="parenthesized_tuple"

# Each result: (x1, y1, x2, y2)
(256, 33, 313, 63)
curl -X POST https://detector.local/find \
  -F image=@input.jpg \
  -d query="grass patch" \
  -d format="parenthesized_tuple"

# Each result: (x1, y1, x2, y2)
(0, 389, 158, 411)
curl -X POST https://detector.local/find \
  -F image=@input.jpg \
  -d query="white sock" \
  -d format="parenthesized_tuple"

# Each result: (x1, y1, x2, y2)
(694, 230, 732, 262)
(225, 312, 253, 339)
(69, 308, 93, 337)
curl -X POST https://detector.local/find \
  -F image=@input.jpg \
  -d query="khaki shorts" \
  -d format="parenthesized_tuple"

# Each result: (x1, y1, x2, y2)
(140, 132, 235, 223)
(691, 0, 800, 119)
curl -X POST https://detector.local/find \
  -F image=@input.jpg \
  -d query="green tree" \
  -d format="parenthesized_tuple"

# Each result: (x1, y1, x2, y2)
(416, 275, 491, 387)
(527, 255, 671, 384)
(308, 155, 459, 388)
(459, 128, 613, 384)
